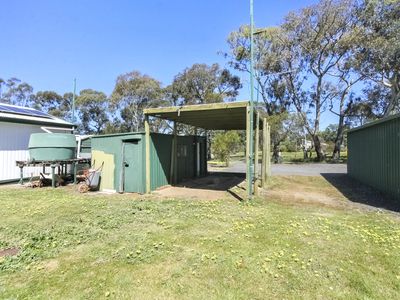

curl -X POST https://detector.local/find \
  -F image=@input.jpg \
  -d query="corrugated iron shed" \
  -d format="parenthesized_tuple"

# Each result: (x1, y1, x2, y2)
(348, 114, 400, 200)
(91, 132, 207, 193)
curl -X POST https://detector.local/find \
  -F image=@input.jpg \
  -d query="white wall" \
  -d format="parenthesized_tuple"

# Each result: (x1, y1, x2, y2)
(0, 122, 70, 182)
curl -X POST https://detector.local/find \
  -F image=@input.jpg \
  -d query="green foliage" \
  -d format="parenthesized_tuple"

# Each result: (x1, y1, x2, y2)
(320, 124, 339, 144)
(34, 91, 73, 120)
(111, 71, 165, 132)
(76, 89, 109, 134)
(211, 131, 241, 166)
(169, 63, 241, 106)
(353, 0, 400, 115)
(225, 26, 288, 115)
(0, 77, 34, 107)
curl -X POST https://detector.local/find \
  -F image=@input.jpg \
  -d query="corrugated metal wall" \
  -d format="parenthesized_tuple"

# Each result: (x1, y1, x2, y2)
(0, 122, 70, 182)
(150, 134, 172, 191)
(91, 132, 207, 193)
(80, 138, 91, 154)
(348, 115, 400, 200)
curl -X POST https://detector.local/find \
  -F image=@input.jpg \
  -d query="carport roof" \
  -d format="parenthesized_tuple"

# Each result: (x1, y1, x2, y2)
(144, 101, 266, 130)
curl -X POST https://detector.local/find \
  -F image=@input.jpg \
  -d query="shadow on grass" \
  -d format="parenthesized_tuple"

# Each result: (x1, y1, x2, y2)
(177, 172, 245, 191)
(321, 173, 400, 213)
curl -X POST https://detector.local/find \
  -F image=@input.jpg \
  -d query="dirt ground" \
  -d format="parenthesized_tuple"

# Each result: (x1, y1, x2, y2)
(154, 170, 399, 213)
(153, 173, 245, 200)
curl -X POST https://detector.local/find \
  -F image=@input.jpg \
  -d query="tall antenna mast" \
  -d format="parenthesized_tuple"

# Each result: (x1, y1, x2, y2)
(247, 0, 255, 198)
(72, 78, 76, 124)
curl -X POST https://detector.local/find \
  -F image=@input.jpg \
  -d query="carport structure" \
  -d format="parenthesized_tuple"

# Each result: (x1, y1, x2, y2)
(144, 101, 271, 198)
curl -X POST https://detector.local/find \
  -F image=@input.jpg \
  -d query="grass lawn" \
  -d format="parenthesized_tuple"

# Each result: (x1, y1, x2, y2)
(0, 178, 400, 299)
(280, 151, 348, 163)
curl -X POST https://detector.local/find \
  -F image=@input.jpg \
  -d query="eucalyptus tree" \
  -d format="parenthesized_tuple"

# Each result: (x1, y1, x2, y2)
(225, 26, 293, 161)
(0, 77, 34, 107)
(34, 90, 74, 120)
(111, 71, 165, 132)
(76, 89, 109, 134)
(352, 0, 400, 116)
(169, 63, 241, 105)
(279, 0, 359, 161)
(169, 63, 241, 157)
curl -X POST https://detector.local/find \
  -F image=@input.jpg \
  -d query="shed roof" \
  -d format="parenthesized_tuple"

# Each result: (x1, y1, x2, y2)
(144, 101, 266, 130)
(0, 102, 74, 128)
(348, 113, 400, 133)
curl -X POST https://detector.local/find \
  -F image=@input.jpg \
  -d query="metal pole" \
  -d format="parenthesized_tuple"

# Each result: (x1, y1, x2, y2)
(72, 78, 76, 124)
(247, 0, 255, 198)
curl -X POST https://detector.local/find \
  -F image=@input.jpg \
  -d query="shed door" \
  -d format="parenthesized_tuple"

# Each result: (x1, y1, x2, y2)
(122, 141, 142, 193)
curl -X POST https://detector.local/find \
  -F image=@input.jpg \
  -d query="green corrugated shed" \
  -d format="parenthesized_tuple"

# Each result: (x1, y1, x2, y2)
(348, 114, 400, 200)
(80, 137, 92, 154)
(91, 132, 207, 193)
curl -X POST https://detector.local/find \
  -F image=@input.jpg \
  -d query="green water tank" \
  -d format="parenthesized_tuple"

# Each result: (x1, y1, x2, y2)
(28, 133, 76, 161)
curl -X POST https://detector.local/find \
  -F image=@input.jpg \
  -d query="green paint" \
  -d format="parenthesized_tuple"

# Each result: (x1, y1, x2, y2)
(248, 0, 255, 198)
(91, 132, 207, 193)
(348, 114, 400, 200)
(79, 137, 92, 154)
(28, 133, 76, 161)
(123, 141, 145, 193)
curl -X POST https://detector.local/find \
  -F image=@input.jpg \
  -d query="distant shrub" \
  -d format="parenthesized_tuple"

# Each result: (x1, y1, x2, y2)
(212, 131, 241, 166)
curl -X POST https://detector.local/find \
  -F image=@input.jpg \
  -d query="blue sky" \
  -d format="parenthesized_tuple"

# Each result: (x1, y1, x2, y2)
(0, 0, 339, 128)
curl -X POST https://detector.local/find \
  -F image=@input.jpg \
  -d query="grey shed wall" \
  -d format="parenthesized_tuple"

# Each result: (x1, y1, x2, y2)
(348, 114, 400, 200)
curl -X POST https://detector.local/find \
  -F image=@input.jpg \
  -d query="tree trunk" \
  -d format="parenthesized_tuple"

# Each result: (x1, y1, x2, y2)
(332, 115, 345, 160)
(206, 130, 212, 160)
(384, 79, 400, 116)
(272, 141, 281, 164)
(312, 135, 325, 162)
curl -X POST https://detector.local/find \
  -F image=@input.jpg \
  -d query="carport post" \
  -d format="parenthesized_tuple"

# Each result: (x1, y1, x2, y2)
(246, 105, 253, 197)
(267, 123, 271, 178)
(254, 112, 260, 195)
(169, 121, 177, 185)
(173, 123, 178, 184)
(262, 118, 267, 188)
(145, 115, 151, 193)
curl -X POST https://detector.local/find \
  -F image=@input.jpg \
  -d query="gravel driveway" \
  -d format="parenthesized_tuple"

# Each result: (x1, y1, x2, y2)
(210, 160, 347, 176)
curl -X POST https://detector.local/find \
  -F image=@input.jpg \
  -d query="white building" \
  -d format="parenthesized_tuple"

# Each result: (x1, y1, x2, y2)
(0, 103, 74, 183)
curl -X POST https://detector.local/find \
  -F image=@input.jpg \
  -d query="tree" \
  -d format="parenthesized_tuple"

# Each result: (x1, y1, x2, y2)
(353, 0, 400, 116)
(76, 89, 109, 134)
(0, 78, 5, 98)
(279, 0, 358, 161)
(169, 63, 241, 105)
(0, 77, 34, 107)
(33, 91, 73, 120)
(111, 71, 165, 132)
(225, 26, 292, 160)
(226, 26, 289, 114)
(211, 131, 241, 166)
(267, 112, 306, 162)
(320, 124, 339, 144)
(170, 63, 241, 158)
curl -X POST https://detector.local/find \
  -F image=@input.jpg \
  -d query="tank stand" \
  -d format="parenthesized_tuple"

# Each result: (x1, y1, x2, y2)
(18, 165, 24, 185)
(51, 164, 56, 188)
